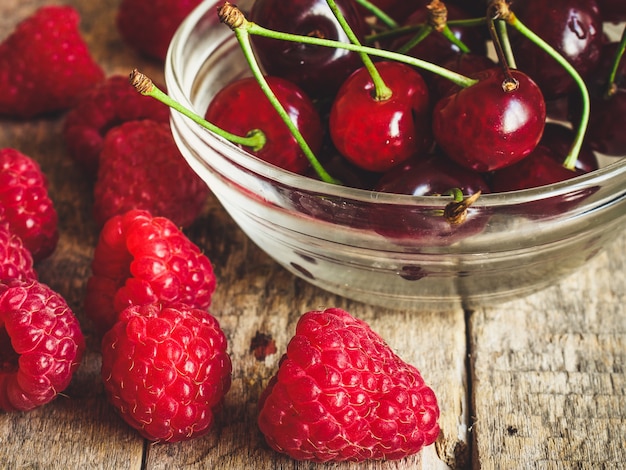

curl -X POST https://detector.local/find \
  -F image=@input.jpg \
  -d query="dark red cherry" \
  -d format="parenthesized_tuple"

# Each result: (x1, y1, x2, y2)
(375, 153, 490, 196)
(248, 0, 368, 99)
(432, 67, 546, 172)
(511, 0, 603, 99)
(427, 52, 496, 101)
(329, 61, 432, 172)
(578, 42, 626, 156)
(540, 122, 599, 173)
(597, 0, 626, 21)
(394, 3, 488, 65)
(490, 145, 583, 192)
(356, 0, 426, 22)
(490, 145, 596, 218)
(370, 153, 490, 246)
(205, 76, 323, 174)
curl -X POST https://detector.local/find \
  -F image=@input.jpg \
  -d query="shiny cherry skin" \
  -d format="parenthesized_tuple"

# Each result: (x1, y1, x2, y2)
(329, 61, 432, 173)
(511, 0, 603, 99)
(249, 0, 367, 99)
(205, 76, 323, 174)
(432, 67, 546, 172)
(371, 153, 490, 246)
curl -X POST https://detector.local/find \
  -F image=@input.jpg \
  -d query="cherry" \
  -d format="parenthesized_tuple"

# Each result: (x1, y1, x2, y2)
(510, 0, 603, 99)
(490, 144, 597, 218)
(204, 76, 324, 174)
(356, 0, 428, 23)
(576, 41, 626, 156)
(370, 153, 490, 246)
(427, 51, 496, 101)
(393, 2, 488, 65)
(597, 0, 626, 21)
(329, 61, 432, 172)
(375, 153, 490, 196)
(432, 67, 546, 172)
(540, 122, 599, 173)
(490, 145, 583, 192)
(248, 0, 368, 99)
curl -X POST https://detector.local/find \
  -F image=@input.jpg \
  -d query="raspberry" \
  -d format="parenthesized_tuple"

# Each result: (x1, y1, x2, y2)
(257, 308, 440, 462)
(0, 278, 85, 412)
(0, 6, 104, 118)
(93, 120, 209, 228)
(116, 0, 204, 61)
(101, 302, 232, 442)
(0, 223, 37, 282)
(63, 75, 171, 177)
(84, 209, 216, 334)
(0, 148, 59, 262)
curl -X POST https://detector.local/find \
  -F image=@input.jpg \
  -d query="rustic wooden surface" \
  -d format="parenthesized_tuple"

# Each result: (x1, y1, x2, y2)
(0, 1, 624, 469)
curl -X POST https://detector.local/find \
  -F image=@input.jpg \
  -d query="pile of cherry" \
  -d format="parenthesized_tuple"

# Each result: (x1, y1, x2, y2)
(207, 0, 626, 199)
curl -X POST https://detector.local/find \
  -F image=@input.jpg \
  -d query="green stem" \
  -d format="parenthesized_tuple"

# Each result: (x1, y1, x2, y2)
(396, 25, 433, 54)
(367, 17, 487, 44)
(326, 0, 392, 100)
(605, 25, 626, 98)
(352, 0, 398, 29)
(494, 19, 516, 69)
(507, 13, 589, 171)
(245, 22, 477, 89)
(440, 24, 471, 54)
(129, 69, 266, 151)
(233, 28, 339, 184)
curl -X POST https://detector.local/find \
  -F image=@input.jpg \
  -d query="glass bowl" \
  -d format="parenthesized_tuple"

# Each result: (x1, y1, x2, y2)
(165, 0, 626, 311)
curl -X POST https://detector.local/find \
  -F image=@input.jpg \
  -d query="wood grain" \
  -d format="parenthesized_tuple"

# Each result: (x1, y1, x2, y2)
(470, 232, 626, 470)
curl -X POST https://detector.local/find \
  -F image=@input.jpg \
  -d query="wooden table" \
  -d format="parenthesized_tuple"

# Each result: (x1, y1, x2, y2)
(1, 1, 625, 468)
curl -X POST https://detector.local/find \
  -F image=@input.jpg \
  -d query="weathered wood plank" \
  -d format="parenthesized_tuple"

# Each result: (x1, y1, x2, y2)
(470, 232, 626, 470)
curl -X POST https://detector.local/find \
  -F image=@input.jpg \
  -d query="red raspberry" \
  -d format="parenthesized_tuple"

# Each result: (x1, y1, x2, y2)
(63, 75, 171, 177)
(0, 6, 104, 118)
(257, 308, 440, 462)
(0, 148, 59, 262)
(93, 120, 209, 228)
(101, 302, 232, 442)
(0, 278, 85, 412)
(0, 223, 37, 282)
(116, 0, 204, 61)
(84, 209, 216, 334)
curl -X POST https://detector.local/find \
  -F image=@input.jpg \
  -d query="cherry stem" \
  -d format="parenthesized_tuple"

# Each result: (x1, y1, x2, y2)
(326, 0, 392, 101)
(443, 191, 481, 225)
(486, 12, 518, 91)
(235, 30, 339, 183)
(129, 69, 266, 151)
(396, 0, 471, 56)
(221, 6, 477, 89)
(396, 25, 433, 54)
(366, 17, 486, 44)
(494, 19, 516, 69)
(504, 12, 589, 171)
(353, 0, 398, 29)
(604, 25, 626, 99)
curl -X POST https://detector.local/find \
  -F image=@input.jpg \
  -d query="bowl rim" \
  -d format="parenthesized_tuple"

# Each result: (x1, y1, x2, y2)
(166, 0, 626, 209)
